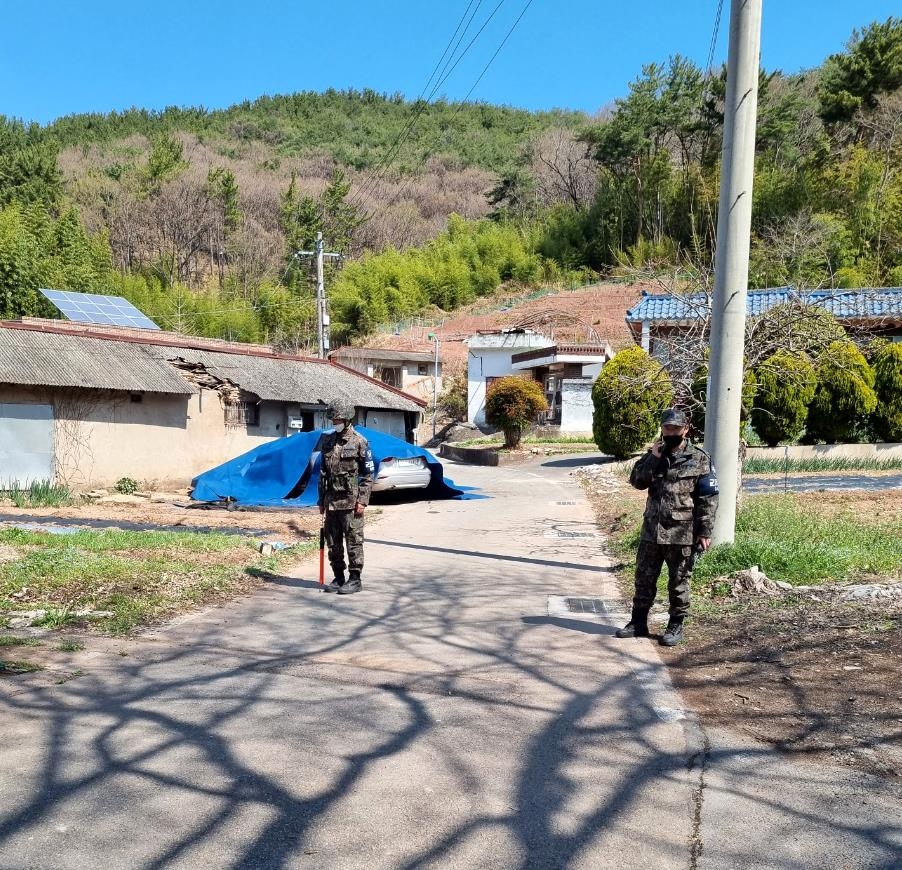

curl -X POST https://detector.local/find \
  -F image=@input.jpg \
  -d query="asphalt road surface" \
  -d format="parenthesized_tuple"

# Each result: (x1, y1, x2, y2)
(1, 457, 899, 869)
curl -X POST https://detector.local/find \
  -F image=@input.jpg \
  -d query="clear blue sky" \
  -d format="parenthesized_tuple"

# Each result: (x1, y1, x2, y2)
(3, 1, 898, 125)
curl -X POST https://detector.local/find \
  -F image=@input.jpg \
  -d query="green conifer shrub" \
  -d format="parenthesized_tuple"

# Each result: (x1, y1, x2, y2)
(592, 347, 673, 459)
(871, 341, 902, 442)
(750, 350, 817, 446)
(806, 341, 877, 443)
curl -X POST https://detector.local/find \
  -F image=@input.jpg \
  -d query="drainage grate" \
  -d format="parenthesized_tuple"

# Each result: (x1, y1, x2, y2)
(565, 597, 608, 615)
(545, 530, 597, 538)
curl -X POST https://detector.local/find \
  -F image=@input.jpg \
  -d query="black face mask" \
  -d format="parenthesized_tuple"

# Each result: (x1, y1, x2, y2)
(662, 434, 684, 451)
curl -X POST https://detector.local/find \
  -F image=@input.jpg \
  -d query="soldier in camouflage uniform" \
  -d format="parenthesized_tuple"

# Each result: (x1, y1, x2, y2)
(616, 408, 719, 646)
(317, 399, 375, 595)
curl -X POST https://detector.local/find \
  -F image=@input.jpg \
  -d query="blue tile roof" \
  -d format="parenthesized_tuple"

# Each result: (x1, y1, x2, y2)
(625, 287, 902, 322)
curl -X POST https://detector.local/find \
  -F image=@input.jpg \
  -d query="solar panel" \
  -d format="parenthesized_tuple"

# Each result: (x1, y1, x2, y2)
(39, 288, 160, 330)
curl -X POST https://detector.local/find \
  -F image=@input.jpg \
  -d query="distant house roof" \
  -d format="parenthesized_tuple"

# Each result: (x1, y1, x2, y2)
(511, 343, 614, 368)
(465, 329, 551, 350)
(0, 320, 425, 411)
(625, 287, 902, 323)
(329, 346, 436, 364)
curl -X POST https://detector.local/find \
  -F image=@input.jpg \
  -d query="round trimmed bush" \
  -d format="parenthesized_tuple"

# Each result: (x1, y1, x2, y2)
(592, 347, 673, 458)
(806, 341, 877, 443)
(751, 350, 817, 446)
(485, 375, 548, 449)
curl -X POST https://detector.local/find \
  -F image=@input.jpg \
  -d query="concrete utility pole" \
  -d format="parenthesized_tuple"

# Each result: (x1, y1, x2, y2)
(295, 231, 342, 359)
(705, 0, 763, 544)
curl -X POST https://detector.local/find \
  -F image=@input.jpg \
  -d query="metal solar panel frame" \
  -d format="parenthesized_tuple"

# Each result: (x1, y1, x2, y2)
(39, 288, 160, 330)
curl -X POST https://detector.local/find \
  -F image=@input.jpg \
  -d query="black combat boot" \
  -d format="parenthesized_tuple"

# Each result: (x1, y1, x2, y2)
(337, 571, 362, 595)
(615, 607, 650, 638)
(324, 572, 345, 593)
(660, 617, 684, 647)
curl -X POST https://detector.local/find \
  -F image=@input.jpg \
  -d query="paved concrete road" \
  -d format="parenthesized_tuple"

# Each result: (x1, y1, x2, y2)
(1, 458, 900, 869)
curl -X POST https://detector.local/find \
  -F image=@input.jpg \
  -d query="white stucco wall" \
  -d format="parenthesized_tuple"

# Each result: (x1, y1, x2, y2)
(560, 379, 595, 433)
(0, 386, 290, 489)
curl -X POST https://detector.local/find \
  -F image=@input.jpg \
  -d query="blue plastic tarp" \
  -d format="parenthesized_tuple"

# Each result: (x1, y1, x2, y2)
(190, 426, 474, 506)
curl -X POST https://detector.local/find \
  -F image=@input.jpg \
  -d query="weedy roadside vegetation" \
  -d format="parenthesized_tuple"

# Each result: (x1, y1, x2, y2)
(743, 456, 902, 474)
(2, 480, 74, 508)
(605, 493, 901, 590)
(0, 527, 311, 634)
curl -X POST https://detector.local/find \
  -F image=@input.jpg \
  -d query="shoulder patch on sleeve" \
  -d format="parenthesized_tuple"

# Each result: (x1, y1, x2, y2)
(697, 463, 719, 496)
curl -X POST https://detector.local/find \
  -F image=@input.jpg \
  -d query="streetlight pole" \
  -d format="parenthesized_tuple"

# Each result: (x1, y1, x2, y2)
(428, 332, 439, 440)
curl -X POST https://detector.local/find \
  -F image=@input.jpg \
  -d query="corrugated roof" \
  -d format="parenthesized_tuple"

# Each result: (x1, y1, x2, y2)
(0, 323, 424, 411)
(0, 328, 195, 394)
(330, 347, 436, 363)
(626, 287, 902, 322)
(147, 346, 422, 411)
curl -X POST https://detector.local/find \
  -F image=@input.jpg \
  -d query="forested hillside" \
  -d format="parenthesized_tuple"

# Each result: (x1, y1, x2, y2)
(1, 17, 899, 351)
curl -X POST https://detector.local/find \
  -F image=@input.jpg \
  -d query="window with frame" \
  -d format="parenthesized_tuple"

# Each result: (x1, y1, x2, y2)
(224, 400, 260, 427)
(418, 363, 429, 376)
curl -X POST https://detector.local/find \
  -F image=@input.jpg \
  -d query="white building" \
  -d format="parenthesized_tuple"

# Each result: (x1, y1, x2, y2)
(464, 330, 551, 426)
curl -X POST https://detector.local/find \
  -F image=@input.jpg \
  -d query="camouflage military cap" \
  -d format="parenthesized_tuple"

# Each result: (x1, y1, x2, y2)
(660, 408, 689, 427)
(327, 398, 355, 420)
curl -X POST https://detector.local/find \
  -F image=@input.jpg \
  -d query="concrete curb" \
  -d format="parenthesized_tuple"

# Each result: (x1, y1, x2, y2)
(439, 443, 500, 466)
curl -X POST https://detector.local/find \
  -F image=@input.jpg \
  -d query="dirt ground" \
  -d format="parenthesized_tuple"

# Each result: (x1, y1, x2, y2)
(0, 498, 323, 541)
(577, 467, 902, 779)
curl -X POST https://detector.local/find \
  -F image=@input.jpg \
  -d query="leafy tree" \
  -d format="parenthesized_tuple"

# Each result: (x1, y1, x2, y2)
(485, 376, 548, 449)
(750, 350, 817, 446)
(438, 373, 468, 421)
(592, 347, 673, 459)
(871, 341, 902, 441)
(806, 340, 878, 443)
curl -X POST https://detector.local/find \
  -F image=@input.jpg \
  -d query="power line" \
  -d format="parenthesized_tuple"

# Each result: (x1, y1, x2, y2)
(381, 0, 535, 211)
(348, 1, 485, 211)
(705, 0, 726, 79)
(350, 1, 508, 213)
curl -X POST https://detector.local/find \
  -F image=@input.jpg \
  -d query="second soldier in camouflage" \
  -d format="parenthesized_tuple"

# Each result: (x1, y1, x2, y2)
(616, 408, 719, 646)
(317, 399, 375, 595)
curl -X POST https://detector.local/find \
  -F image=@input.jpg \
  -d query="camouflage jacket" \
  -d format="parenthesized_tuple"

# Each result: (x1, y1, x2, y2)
(629, 441, 719, 544)
(317, 426, 375, 511)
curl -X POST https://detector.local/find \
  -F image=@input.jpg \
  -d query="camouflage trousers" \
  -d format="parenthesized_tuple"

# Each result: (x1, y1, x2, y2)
(324, 509, 365, 578)
(633, 540, 694, 618)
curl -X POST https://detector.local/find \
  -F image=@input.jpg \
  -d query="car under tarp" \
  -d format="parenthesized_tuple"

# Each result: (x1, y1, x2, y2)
(190, 426, 471, 507)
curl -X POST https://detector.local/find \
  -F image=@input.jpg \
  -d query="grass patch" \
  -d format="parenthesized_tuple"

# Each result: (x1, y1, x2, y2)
(0, 659, 43, 674)
(56, 640, 85, 652)
(693, 496, 902, 585)
(743, 456, 902, 474)
(2, 479, 74, 508)
(0, 635, 42, 647)
(0, 527, 311, 634)
(606, 494, 901, 588)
